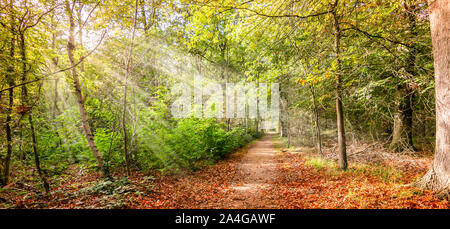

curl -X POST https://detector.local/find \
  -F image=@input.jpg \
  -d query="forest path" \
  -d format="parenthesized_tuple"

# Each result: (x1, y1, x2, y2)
(225, 134, 280, 208)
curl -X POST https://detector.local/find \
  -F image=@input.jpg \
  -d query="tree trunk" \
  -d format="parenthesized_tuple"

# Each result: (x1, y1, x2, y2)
(245, 113, 248, 133)
(141, 0, 148, 34)
(280, 119, 287, 137)
(65, 0, 106, 176)
(310, 84, 323, 156)
(50, 11, 63, 149)
(390, 85, 414, 151)
(280, 94, 288, 137)
(77, 2, 84, 73)
(414, 0, 450, 198)
(390, 1, 418, 152)
(332, 2, 347, 170)
(19, 31, 50, 194)
(287, 112, 291, 148)
(121, 0, 139, 176)
(1, 0, 15, 186)
(29, 115, 50, 194)
(3, 74, 14, 186)
(51, 9, 60, 117)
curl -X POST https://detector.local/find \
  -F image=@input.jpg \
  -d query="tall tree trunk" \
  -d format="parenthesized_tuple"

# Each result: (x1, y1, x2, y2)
(77, 2, 84, 73)
(287, 111, 291, 148)
(332, 2, 347, 170)
(1, 0, 16, 186)
(65, 0, 106, 176)
(130, 88, 139, 164)
(50, 11, 63, 150)
(390, 85, 414, 151)
(19, 32, 50, 194)
(280, 119, 287, 137)
(280, 92, 288, 138)
(390, 1, 418, 152)
(29, 115, 50, 194)
(51, 9, 60, 117)
(245, 108, 248, 133)
(53, 78, 60, 118)
(122, 0, 139, 176)
(141, 0, 148, 34)
(414, 0, 450, 198)
(3, 73, 14, 186)
(310, 84, 323, 156)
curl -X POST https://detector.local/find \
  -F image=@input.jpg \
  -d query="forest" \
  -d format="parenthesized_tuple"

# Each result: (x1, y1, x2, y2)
(0, 0, 449, 209)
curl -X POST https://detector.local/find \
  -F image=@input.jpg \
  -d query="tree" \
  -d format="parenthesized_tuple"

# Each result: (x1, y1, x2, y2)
(64, 0, 107, 176)
(122, 0, 139, 176)
(16, 1, 51, 194)
(331, 0, 347, 170)
(309, 83, 323, 156)
(389, 1, 421, 152)
(1, 0, 16, 186)
(414, 0, 450, 198)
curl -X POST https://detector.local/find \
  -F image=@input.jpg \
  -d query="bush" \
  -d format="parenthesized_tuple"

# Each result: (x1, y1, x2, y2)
(136, 118, 260, 172)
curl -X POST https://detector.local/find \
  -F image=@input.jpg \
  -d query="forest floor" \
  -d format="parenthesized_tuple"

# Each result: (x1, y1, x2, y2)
(1, 134, 449, 209)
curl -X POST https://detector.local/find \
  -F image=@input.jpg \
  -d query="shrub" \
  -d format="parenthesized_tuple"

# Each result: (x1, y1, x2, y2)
(136, 117, 260, 172)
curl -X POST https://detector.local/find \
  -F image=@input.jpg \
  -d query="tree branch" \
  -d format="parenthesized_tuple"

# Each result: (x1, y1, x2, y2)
(0, 29, 107, 94)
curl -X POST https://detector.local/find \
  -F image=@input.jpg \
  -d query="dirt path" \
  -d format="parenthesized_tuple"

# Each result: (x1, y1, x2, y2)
(225, 134, 280, 208)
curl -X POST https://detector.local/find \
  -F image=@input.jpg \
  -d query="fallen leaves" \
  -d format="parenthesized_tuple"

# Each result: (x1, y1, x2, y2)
(262, 149, 449, 209)
(1, 139, 449, 209)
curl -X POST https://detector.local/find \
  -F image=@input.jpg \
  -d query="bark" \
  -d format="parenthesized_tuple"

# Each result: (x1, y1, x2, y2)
(141, 0, 147, 33)
(332, 1, 347, 170)
(245, 110, 248, 133)
(130, 87, 139, 164)
(53, 78, 60, 117)
(29, 115, 50, 194)
(122, 0, 139, 176)
(3, 76, 14, 186)
(65, 0, 106, 176)
(414, 0, 450, 198)
(280, 119, 288, 137)
(50, 11, 63, 149)
(390, 85, 414, 151)
(77, 3, 84, 73)
(1, 0, 15, 186)
(287, 112, 291, 148)
(282, 88, 291, 147)
(310, 84, 323, 156)
(141, 0, 158, 37)
(19, 31, 50, 194)
(280, 93, 288, 138)
(390, 1, 418, 152)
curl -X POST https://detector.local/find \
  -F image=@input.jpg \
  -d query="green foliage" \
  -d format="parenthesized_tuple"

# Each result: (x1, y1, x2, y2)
(83, 176, 131, 195)
(136, 117, 260, 172)
(305, 157, 337, 170)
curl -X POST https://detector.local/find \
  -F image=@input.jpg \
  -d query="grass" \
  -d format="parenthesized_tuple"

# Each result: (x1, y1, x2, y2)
(271, 135, 286, 150)
(393, 189, 424, 199)
(345, 163, 402, 183)
(304, 156, 337, 170)
(299, 153, 403, 183)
